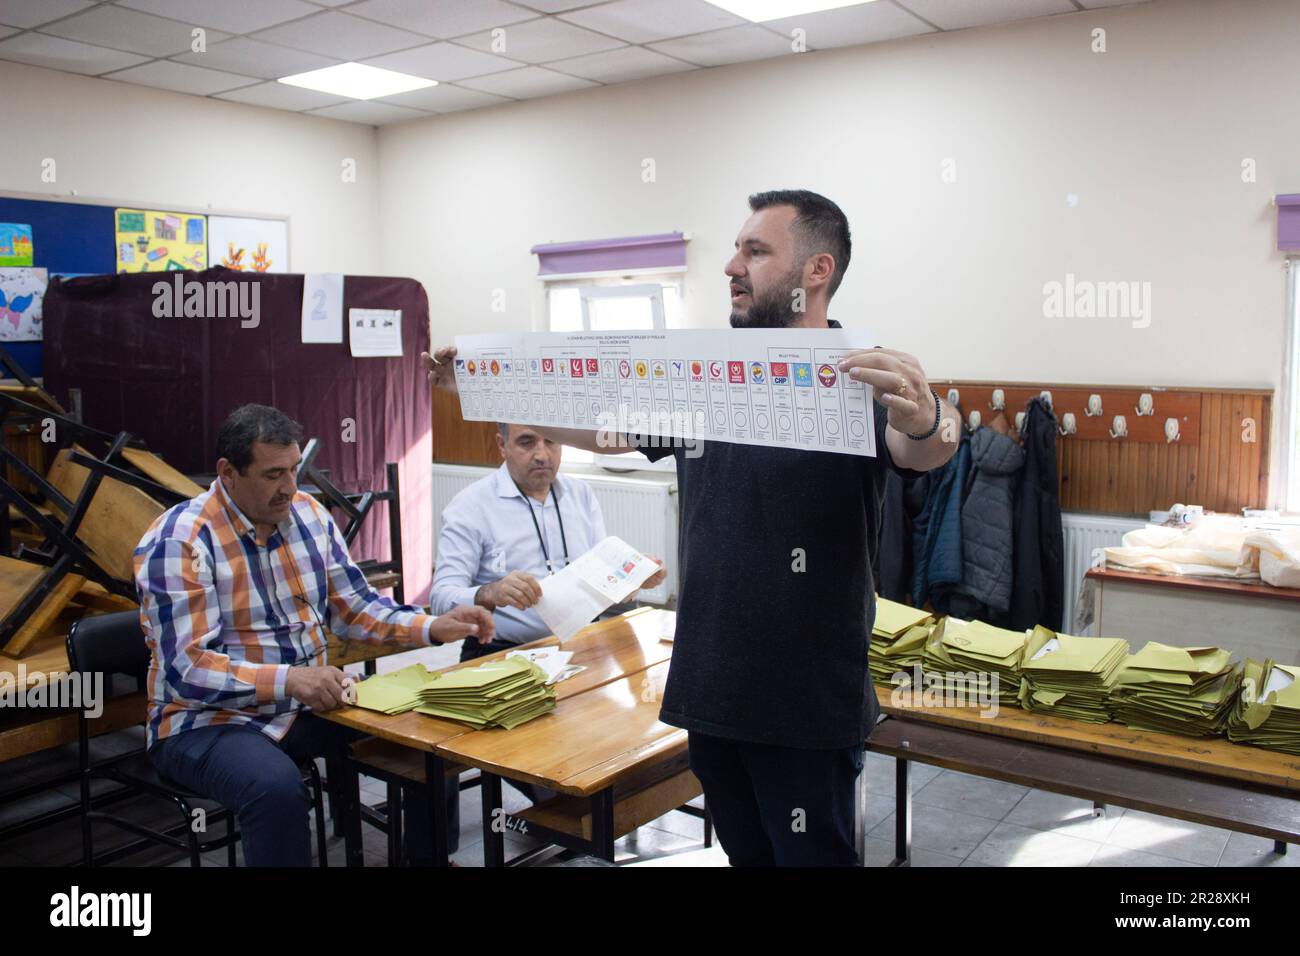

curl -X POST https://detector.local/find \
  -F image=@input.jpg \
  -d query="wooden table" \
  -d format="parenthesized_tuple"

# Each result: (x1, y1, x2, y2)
(321, 607, 692, 866)
(1087, 566, 1300, 665)
(866, 686, 1300, 866)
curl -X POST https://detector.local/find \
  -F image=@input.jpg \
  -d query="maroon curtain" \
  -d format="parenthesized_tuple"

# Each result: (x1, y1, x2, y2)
(42, 267, 433, 603)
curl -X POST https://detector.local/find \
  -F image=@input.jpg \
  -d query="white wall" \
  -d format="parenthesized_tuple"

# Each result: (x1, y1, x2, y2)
(0, 59, 380, 274)
(378, 0, 1297, 398)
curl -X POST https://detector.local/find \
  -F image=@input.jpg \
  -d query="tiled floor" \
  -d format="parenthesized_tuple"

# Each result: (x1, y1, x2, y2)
(1, 740, 1293, 867)
(0, 639, 1293, 867)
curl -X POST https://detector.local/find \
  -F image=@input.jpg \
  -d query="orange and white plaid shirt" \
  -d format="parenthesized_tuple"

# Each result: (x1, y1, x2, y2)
(134, 479, 432, 748)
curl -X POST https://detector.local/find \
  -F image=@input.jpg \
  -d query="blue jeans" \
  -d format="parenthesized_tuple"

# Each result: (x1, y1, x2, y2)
(150, 714, 355, 867)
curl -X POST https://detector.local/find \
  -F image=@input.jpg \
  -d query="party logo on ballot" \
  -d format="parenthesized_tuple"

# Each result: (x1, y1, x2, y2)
(708, 361, 724, 380)
(817, 364, 837, 387)
(570, 359, 583, 377)
(690, 360, 704, 381)
(770, 362, 789, 384)
(541, 358, 554, 373)
(727, 361, 745, 384)
(652, 360, 666, 379)
(586, 358, 599, 375)
(635, 360, 649, 378)
(749, 362, 765, 384)
(489, 360, 500, 376)
(467, 360, 477, 375)
(618, 359, 631, 378)
(793, 363, 813, 386)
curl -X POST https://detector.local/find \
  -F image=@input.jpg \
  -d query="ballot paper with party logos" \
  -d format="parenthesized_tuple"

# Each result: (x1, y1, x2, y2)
(454, 328, 878, 457)
(535, 535, 660, 640)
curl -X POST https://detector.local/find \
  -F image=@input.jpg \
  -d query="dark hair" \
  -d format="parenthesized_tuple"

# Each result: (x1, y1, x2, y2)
(748, 189, 852, 298)
(497, 422, 511, 440)
(216, 404, 303, 473)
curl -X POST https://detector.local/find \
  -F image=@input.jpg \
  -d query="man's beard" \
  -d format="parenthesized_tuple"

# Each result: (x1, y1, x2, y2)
(729, 266, 805, 329)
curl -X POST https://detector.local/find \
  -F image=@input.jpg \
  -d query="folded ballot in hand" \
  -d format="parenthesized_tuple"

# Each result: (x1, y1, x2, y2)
(1108, 642, 1240, 737)
(1018, 627, 1129, 723)
(535, 535, 661, 641)
(1226, 659, 1300, 756)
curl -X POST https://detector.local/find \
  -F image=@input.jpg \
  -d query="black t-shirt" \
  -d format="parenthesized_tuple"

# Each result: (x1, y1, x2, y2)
(641, 352, 924, 749)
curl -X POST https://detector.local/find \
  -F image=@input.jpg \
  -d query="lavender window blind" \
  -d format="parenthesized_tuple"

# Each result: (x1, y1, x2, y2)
(531, 232, 686, 276)
(1278, 195, 1300, 252)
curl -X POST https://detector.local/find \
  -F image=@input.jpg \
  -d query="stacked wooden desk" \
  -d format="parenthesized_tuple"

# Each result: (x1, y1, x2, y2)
(867, 687, 1300, 866)
(321, 606, 703, 866)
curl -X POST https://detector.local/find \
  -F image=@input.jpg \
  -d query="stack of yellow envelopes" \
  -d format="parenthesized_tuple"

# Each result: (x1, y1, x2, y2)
(869, 597, 934, 686)
(1018, 627, 1129, 723)
(414, 656, 556, 730)
(1226, 659, 1300, 756)
(921, 617, 1027, 706)
(354, 663, 435, 715)
(1108, 642, 1240, 736)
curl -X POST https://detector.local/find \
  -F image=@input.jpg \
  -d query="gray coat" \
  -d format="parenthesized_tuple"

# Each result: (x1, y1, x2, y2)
(956, 427, 1025, 614)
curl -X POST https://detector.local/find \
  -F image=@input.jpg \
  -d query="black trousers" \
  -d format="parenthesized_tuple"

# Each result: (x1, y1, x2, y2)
(687, 731, 864, 866)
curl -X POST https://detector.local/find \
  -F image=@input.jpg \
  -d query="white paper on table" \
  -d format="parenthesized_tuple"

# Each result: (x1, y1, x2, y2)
(534, 535, 660, 641)
(349, 308, 402, 357)
(505, 648, 583, 685)
(453, 328, 877, 458)
(300, 273, 343, 344)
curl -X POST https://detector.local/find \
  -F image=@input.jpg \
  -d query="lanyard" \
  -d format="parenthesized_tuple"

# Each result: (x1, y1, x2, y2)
(516, 481, 569, 574)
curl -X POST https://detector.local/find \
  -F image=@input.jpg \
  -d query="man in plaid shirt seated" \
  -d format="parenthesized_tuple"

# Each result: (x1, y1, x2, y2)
(136, 404, 493, 866)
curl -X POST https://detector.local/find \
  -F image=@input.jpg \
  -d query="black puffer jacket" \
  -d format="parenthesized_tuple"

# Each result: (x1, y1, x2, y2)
(955, 427, 1024, 615)
(1010, 398, 1065, 631)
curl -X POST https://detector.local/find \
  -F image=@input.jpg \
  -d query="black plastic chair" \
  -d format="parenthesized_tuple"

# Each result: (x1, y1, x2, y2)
(66, 610, 329, 867)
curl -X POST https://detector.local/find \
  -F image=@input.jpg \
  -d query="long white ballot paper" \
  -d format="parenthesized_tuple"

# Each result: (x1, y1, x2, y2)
(453, 329, 877, 457)
(535, 535, 660, 641)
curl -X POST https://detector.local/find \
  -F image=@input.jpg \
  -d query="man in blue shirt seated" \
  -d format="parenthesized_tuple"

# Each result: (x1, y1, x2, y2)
(430, 422, 664, 658)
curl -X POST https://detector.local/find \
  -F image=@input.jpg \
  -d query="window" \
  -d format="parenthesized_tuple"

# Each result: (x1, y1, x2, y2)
(546, 275, 684, 333)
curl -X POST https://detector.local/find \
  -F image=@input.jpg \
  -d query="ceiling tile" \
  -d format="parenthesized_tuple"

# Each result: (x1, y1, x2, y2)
(648, 24, 792, 67)
(251, 11, 424, 60)
(102, 59, 259, 95)
(40, 4, 231, 57)
(346, 0, 538, 39)
(0, 0, 95, 29)
(117, 0, 320, 34)
(459, 65, 598, 98)
(547, 45, 695, 84)
(364, 41, 520, 80)
(560, 0, 743, 44)
(893, 0, 1076, 31)
(0, 32, 150, 73)
(376, 82, 512, 112)
(511, 0, 600, 11)
(307, 99, 432, 125)
(173, 37, 340, 79)
(215, 79, 350, 111)
(457, 17, 624, 63)
(766, 2, 936, 49)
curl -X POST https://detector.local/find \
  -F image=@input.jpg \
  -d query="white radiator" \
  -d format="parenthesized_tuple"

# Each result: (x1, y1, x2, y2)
(1061, 511, 1145, 634)
(430, 464, 678, 605)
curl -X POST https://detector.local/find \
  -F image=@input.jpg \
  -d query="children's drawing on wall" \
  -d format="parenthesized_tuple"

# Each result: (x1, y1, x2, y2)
(115, 208, 208, 273)
(0, 267, 48, 341)
(208, 216, 288, 274)
(0, 224, 34, 267)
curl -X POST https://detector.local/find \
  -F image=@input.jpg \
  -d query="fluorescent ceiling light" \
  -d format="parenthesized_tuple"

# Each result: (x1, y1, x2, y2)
(704, 0, 877, 21)
(278, 62, 435, 100)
